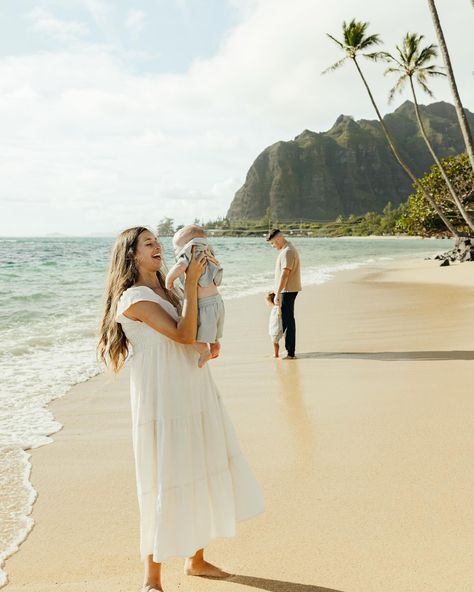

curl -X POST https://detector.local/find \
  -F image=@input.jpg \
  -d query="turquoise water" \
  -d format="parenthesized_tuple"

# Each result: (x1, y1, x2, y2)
(0, 235, 452, 584)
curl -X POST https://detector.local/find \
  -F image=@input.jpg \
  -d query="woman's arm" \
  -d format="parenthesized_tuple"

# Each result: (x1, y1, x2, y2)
(123, 248, 205, 344)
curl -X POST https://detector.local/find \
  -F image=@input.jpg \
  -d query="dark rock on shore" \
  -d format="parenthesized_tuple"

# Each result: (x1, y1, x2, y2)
(434, 238, 474, 265)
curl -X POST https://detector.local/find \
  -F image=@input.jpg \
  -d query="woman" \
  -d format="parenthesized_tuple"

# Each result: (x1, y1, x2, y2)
(98, 227, 264, 592)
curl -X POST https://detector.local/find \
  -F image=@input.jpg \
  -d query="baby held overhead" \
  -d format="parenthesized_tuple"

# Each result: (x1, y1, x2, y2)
(166, 225, 225, 368)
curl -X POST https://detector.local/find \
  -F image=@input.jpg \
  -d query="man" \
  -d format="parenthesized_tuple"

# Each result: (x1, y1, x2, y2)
(266, 228, 302, 359)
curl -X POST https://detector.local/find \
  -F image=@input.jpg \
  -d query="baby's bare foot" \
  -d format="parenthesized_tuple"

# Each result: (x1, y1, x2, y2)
(184, 558, 232, 579)
(210, 342, 221, 359)
(198, 350, 212, 368)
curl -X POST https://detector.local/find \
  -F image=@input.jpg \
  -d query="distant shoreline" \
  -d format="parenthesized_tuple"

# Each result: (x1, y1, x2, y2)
(0, 233, 452, 240)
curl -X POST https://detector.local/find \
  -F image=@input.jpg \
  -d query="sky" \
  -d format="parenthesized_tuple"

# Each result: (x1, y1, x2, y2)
(0, 0, 472, 236)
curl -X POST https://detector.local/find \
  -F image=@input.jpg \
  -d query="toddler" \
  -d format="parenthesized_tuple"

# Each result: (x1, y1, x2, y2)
(166, 225, 224, 368)
(266, 291, 283, 358)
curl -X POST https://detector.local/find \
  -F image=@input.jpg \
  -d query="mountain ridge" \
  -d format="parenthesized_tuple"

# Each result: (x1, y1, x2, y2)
(226, 101, 474, 221)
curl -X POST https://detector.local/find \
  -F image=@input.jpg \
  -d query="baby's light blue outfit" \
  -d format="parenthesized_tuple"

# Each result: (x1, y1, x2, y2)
(175, 237, 225, 344)
(176, 238, 223, 288)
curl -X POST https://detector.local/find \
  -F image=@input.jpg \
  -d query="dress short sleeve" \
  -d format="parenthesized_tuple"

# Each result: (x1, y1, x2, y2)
(116, 286, 159, 323)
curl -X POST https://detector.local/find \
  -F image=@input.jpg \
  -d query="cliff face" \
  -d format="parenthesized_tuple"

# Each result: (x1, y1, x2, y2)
(226, 101, 474, 221)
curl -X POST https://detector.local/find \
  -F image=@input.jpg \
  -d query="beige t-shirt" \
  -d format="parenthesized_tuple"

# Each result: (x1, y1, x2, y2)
(274, 241, 302, 293)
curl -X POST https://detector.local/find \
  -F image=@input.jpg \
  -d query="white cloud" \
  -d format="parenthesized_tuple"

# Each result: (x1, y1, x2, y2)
(2, 0, 474, 235)
(125, 9, 145, 36)
(27, 7, 89, 42)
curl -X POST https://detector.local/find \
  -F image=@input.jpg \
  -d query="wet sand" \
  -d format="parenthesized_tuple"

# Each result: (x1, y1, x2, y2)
(4, 259, 474, 592)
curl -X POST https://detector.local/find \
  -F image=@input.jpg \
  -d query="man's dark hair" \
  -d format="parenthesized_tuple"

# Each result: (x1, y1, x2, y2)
(266, 228, 281, 242)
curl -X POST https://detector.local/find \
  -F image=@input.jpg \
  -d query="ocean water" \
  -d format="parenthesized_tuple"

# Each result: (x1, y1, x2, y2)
(0, 235, 452, 585)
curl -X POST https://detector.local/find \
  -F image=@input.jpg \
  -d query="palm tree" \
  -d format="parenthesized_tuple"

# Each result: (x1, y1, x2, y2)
(323, 19, 459, 236)
(427, 0, 474, 172)
(382, 33, 474, 233)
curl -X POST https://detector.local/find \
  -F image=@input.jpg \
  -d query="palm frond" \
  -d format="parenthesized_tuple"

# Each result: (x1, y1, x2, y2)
(363, 51, 386, 62)
(326, 33, 344, 49)
(343, 19, 369, 47)
(416, 77, 435, 97)
(395, 33, 414, 68)
(383, 50, 403, 68)
(322, 57, 347, 75)
(359, 33, 382, 50)
(388, 74, 408, 102)
(419, 64, 445, 76)
(328, 19, 382, 67)
(377, 50, 394, 63)
(384, 65, 404, 76)
(395, 42, 408, 66)
(416, 44, 438, 67)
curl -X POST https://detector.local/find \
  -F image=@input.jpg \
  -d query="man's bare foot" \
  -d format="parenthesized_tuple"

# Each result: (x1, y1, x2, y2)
(210, 342, 221, 359)
(282, 354, 296, 360)
(184, 558, 232, 579)
(198, 350, 212, 368)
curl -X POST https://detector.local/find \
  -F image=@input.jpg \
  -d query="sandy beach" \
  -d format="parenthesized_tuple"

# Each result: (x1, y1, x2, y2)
(3, 259, 474, 592)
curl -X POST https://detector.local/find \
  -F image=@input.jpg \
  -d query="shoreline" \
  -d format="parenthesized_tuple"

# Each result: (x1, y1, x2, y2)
(3, 258, 474, 591)
(1, 234, 453, 240)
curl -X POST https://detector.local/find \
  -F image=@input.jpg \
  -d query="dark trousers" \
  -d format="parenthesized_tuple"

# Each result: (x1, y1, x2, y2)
(281, 292, 298, 357)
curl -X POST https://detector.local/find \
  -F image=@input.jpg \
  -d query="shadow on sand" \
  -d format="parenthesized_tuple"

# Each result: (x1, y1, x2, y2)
(296, 350, 474, 362)
(215, 574, 344, 592)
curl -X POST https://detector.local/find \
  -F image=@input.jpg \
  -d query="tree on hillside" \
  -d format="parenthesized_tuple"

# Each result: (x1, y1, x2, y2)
(323, 18, 459, 237)
(427, 0, 474, 172)
(382, 33, 474, 233)
(397, 154, 474, 235)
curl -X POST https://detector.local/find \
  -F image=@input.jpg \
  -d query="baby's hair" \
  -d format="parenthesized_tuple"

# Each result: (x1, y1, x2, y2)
(173, 224, 207, 249)
(266, 291, 276, 304)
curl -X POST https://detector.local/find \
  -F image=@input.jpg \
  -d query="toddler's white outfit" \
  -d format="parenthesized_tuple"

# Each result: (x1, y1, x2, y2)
(269, 306, 283, 344)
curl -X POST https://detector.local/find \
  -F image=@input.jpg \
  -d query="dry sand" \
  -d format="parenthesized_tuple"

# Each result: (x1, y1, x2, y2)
(4, 260, 474, 592)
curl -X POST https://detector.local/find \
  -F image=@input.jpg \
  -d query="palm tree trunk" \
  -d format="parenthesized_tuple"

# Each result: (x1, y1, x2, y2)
(352, 57, 460, 237)
(410, 78, 474, 233)
(427, 0, 474, 172)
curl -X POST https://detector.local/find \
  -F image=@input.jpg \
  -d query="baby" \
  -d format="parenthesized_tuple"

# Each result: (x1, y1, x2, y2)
(266, 292, 283, 358)
(166, 225, 224, 368)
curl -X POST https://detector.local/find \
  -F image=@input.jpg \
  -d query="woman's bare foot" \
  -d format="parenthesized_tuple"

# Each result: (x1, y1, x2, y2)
(198, 349, 212, 368)
(184, 558, 232, 578)
(210, 342, 221, 359)
(143, 586, 163, 592)
(184, 548, 232, 578)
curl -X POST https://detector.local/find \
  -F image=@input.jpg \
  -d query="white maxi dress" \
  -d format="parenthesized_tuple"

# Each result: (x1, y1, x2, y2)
(116, 286, 264, 562)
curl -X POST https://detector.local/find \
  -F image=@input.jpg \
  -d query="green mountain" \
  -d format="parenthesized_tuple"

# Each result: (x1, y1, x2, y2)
(226, 101, 474, 221)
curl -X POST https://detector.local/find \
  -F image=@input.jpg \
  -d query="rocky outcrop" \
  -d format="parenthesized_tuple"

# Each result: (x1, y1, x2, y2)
(434, 238, 474, 265)
(227, 101, 474, 221)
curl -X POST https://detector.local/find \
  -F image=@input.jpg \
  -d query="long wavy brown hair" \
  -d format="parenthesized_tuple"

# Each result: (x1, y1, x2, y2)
(97, 226, 182, 373)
